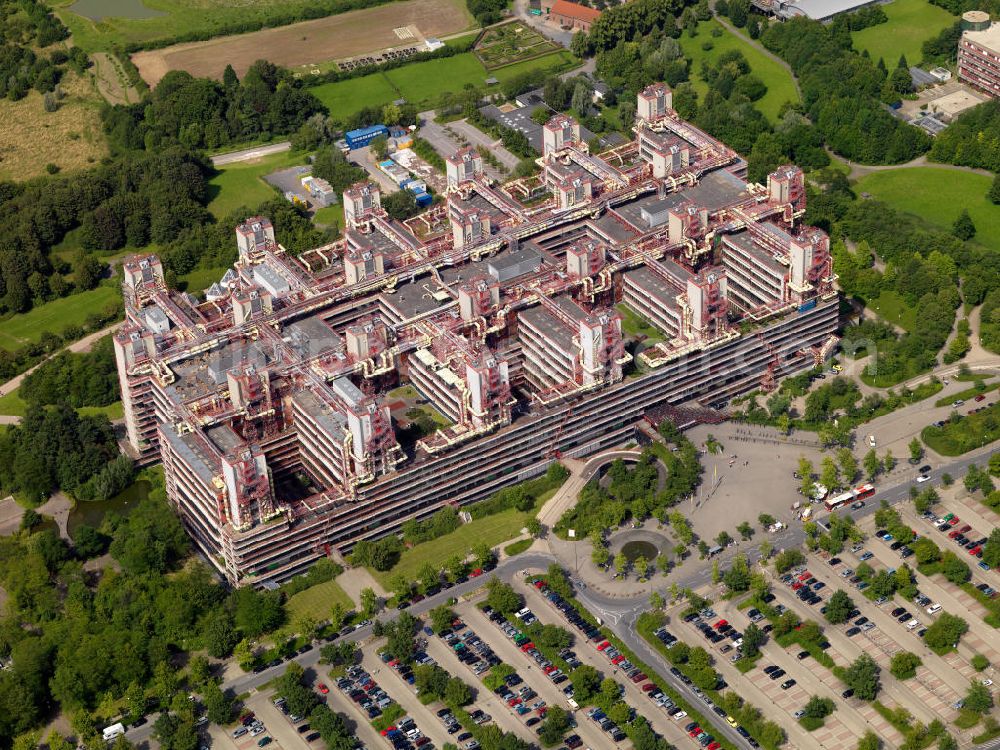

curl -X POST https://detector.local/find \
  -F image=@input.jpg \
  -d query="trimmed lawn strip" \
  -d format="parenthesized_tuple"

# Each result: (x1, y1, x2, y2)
(503, 538, 532, 557)
(286, 579, 355, 621)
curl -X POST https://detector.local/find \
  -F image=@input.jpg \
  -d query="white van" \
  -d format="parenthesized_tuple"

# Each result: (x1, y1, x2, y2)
(102, 724, 125, 744)
(926, 603, 942, 615)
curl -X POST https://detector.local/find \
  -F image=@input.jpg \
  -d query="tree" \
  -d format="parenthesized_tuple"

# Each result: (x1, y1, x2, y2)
(844, 653, 881, 700)
(472, 542, 495, 568)
(650, 591, 665, 609)
(803, 695, 834, 719)
(971, 654, 990, 672)
(329, 601, 349, 632)
(863, 449, 882, 480)
(889, 651, 921, 680)
(723, 554, 751, 592)
(711, 559, 721, 584)
(538, 705, 570, 747)
(981, 528, 1000, 568)
(940, 551, 970, 584)
(736, 521, 754, 540)
(883, 450, 896, 472)
(856, 731, 881, 750)
(758, 539, 773, 560)
(202, 681, 234, 724)
(758, 513, 776, 527)
(634, 556, 649, 580)
(742, 622, 765, 658)
(430, 605, 456, 634)
(964, 680, 994, 714)
(486, 578, 522, 614)
(825, 590, 854, 624)
(570, 665, 601, 703)
(908, 438, 924, 462)
(774, 548, 806, 573)
(360, 587, 379, 617)
(445, 678, 473, 706)
(614, 551, 628, 576)
(526, 517, 543, 537)
(923, 612, 968, 652)
(953, 209, 976, 240)
(821, 456, 840, 491)
(538, 624, 573, 649)
(837, 448, 858, 483)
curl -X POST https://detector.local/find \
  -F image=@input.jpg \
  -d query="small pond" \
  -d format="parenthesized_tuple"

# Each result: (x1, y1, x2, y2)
(67, 478, 152, 539)
(68, 0, 164, 21)
(621, 539, 659, 563)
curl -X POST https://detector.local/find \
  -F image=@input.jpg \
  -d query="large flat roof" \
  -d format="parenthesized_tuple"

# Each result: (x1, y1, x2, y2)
(963, 22, 1000, 53)
(781, 0, 875, 20)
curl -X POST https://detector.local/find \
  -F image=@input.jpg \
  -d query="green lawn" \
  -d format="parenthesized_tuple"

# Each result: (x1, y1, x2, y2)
(206, 150, 305, 218)
(178, 265, 231, 295)
(680, 20, 799, 123)
(869, 289, 917, 332)
(285, 579, 355, 621)
(370, 486, 560, 587)
(0, 285, 120, 352)
(851, 0, 956, 66)
(616, 303, 665, 344)
(0, 387, 124, 420)
(856, 167, 1000, 254)
(310, 50, 578, 121)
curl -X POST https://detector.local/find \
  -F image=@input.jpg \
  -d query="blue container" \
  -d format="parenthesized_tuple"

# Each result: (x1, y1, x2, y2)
(345, 124, 388, 149)
(414, 191, 433, 206)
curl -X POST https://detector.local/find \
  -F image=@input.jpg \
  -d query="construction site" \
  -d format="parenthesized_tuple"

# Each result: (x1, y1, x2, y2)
(113, 83, 839, 587)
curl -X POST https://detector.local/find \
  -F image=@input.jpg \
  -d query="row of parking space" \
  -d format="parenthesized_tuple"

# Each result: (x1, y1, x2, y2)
(671, 599, 876, 750)
(517, 577, 715, 750)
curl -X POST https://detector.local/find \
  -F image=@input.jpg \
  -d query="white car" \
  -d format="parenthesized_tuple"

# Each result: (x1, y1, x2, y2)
(926, 603, 942, 615)
(671, 711, 687, 721)
(916, 475, 930, 483)
(983, 680, 994, 687)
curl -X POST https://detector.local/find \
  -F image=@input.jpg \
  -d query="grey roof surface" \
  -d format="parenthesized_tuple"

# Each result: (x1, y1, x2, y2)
(723, 231, 787, 275)
(488, 246, 542, 282)
(624, 263, 689, 302)
(162, 428, 218, 485)
(381, 277, 448, 319)
(781, 0, 874, 19)
(253, 263, 291, 294)
(331, 376, 366, 407)
(284, 316, 342, 359)
(519, 296, 587, 355)
(346, 227, 398, 254)
(206, 424, 243, 454)
(293, 388, 348, 436)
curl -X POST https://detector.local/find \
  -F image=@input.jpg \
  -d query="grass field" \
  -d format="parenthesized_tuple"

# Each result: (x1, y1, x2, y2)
(286, 579, 355, 620)
(0, 72, 107, 182)
(0, 388, 123, 420)
(869, 289, 917, 332)
(856, 167, 1000, 254)
(370, 487, 560, 587)
(206, 150, 305, 218)
(0, 285, 120, 352)
(851, 0, 955, 66)
(680, 20, 798, 123)
(310, 50, 578, 121)
(616, 304, 664, 344)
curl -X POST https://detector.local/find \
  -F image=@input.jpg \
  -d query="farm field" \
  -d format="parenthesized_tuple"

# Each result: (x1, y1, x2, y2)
(129, 0, 475, 84)
(680, 20, 799, 123)
(851, 0, 955, 66)
(310, 49, 578, 120)
(0, 73, 107, 182)
(855, 167, 1000, 253)
(0, 285, 120, 352)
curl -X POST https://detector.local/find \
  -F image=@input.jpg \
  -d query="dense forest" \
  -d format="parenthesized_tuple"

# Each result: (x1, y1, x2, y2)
(0, 0, 89, 101)
(0, 478, 293, 748)
(102, 61, 325, 152)
(759, 17, 930, 164)
(930, 99, 1000, 172)
(19, 335, 119, 409)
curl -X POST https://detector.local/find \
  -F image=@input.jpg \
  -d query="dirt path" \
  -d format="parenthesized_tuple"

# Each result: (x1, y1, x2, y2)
(833, 152, 995, 182)
(91, 52, 140, 106)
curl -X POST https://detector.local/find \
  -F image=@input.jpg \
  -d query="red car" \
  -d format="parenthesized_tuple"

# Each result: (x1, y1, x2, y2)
(536, 706, 548, 716)
(791, 582, 804, 591)
(714, 619, 728, 629)
(508, 697, 522, 707)
(688, 727, 702, 738)
(948, 517, 960, 526)
(949, 529, 962, 539)
(641, 683, 657, 692)
(597, 641, 611, 651)
(380, 727, 397, 736)
(316, 683, 329, 694)
(631, 672, 648, 683)
(611, 654, 626, 664)
(521, 642, 535, 651)
(533, 580, 546, 589)
(958, 524, 972, 534)
(976, 394, 986, 402)
(798, 571, 812, 581)
(707, 743, 721, 750)
(970, 546, 983, 555)
(470, 568, 484, 578)
(543, 665, 556, 674)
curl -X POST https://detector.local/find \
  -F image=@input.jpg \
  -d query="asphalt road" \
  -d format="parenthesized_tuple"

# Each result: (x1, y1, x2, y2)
(211, 142, 292, 167)
(124, 442, 1000, 748)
